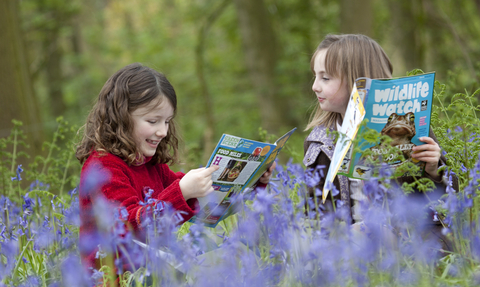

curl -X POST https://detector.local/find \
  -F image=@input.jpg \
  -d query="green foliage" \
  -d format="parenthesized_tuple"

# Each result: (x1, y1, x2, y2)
(432, 80, 480, 188)
(27, 117, 79, 197)
(0, 120, 29, 198)
(0, 120, 80, 286)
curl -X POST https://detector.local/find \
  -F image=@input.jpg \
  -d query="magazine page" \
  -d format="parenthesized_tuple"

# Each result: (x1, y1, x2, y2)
(337, 78, 371, 174)
(322, 85, 366, 202)
(346, 73, 436, 179)
(192, 128, 296, 227)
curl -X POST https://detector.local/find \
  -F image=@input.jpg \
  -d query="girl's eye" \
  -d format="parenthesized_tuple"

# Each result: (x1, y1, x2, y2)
(322, 77, 330, 81)
(147, 120, 157, 124)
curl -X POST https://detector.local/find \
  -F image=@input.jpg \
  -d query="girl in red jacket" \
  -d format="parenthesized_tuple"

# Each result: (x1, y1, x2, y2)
(76, 63, 274, 271)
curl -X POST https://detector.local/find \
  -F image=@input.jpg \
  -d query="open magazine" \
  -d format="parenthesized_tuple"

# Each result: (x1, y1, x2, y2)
(323, 73, 435, 202)
(190, 128, 296, 227)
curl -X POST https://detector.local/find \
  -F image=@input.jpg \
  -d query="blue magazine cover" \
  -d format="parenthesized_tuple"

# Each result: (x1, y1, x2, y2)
(190, 128, 296, 227)
(337, 73, 435, 179)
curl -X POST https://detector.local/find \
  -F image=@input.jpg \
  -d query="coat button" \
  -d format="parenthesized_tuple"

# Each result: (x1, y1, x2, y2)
(307, 158, 310, 162)
(328, 146, 332, 150)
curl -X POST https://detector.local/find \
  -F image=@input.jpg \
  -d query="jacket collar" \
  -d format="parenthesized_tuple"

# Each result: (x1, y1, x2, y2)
(306, 124, 336, 147)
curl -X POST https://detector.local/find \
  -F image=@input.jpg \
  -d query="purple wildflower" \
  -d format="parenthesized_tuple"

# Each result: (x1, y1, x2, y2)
(81, 162, 111, 195)
(60, 255, 92, 286)
(68, 187, 78, 197)
(305, 165, 325, 188)
(11, 164, 23, 181)
(28, 180, 50, 191)
(91, 269, 104, 284)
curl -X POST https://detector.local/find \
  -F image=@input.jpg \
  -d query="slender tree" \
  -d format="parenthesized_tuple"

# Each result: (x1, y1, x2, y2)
(233, 0, 282, 134)
(0, 0, 44, 156)
(387, 0, 426, 73)
(195, 0, 231, 163)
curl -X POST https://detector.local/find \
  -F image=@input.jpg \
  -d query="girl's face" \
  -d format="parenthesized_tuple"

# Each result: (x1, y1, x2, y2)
(131, 99, 174, 157)
(312, 49, 350, 119)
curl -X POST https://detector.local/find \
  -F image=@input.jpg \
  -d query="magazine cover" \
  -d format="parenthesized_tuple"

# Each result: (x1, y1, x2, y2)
(338, 72, 435, 180)
(191, 128, 296, 227)
(322, 84, 366, 202)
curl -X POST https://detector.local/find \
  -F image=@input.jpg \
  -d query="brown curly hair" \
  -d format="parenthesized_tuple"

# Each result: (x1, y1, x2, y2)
(76, 63, 180, 166)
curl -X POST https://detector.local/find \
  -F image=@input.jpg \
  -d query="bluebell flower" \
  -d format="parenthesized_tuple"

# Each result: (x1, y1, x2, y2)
(35, 226, 55, 249)
(11, 164, 23, 181)
(398, 269, 418, 286)
(28, 180, 50, 191)
(378, 163, 392, 178)
(174, 210, 189, 225)
(60, 255, 92, 286)
(0, 241, 18, 278)
(16, 228, 25, 236)
(91, 269, 104, 284)
(18, 276, 40, 286)
(304, 166, 325, 188)
(22, 193, 35, 212)
(329, 182, 340, 197)
(42, 216, 50, 228)
(252, 188, 276, 214)
(68, 186, 78, 197)
(118, 206, 129, 221)
(81, 162, 111, 195)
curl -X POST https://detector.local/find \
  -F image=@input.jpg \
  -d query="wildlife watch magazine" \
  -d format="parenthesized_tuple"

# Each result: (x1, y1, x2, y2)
(323, 73, 435, 201)
(190, 128, 296, 227)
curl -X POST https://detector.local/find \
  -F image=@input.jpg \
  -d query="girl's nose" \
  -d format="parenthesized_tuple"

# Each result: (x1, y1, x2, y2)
(312, 78, 321, 93)
(156, 125, 167, 138)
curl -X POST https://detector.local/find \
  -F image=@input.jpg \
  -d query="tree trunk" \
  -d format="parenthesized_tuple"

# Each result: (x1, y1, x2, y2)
(388, 0, 426, 73)
(39, 1, 67, 118)
(0, 0, 44, 156)
(340, 0, 373, 36)
(196, 0, 230, 163)
(233, 0, 281, 135)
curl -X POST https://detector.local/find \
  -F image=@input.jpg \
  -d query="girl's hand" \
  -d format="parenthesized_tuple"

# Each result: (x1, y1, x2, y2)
(258, 162, 277, 184)
(180, 165, 220, 200)
(411, 137, 442, 180)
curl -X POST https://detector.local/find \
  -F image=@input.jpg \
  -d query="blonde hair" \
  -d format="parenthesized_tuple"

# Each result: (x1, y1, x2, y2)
(306, 34, 393, 130)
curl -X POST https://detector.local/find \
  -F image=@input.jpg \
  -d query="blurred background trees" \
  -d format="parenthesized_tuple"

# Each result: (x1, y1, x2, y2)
(3, 0, 479, 170)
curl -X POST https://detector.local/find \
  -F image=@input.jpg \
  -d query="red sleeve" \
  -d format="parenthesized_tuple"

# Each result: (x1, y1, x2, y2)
(82, 155, 197, 232)
(154, 164, 198, 211)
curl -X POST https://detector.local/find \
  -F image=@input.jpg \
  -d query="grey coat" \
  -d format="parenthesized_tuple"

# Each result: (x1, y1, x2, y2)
(303, 124, 459, 221)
